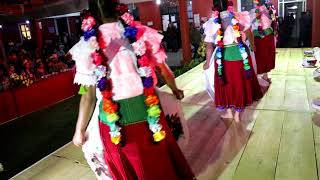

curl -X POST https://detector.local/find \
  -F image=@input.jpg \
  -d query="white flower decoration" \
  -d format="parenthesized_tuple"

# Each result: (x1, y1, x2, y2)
(231, 19, 239, 25)
(94, 65, 107, 79)
(241, 52, 248, 59)
(132, 40, 147, 56)
(149, 124, 162, 133)
(138, 67, 152, 77)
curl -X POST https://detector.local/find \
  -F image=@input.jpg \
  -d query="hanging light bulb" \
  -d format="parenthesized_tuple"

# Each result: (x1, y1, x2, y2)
(156, 0, 161, 5)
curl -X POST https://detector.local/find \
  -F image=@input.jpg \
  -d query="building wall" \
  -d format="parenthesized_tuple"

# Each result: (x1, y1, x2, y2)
(135, 1, 162, 30)
(2, 23, 22, 44)
(192, 0, 213, 18)
(40, 18, 58, 43)
(67, 17, 78, 35)
(307, 0, 313, 11)
(312, 0, 320, 46)
(192, 0, 238, 20)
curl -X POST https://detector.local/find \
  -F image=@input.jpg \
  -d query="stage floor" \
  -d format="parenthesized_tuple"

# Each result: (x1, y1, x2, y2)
(11, 48, 320, 180)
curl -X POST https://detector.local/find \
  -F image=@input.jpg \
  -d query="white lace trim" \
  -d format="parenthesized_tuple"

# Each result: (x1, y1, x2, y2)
(73, 72, 97, 86)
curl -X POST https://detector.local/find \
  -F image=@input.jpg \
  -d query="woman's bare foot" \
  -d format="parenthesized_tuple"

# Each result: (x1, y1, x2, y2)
(221, 109, 233, 119)
(257, 76, 270, 87)
(234, 111, 241, 123)
(262, 73, 271, 82)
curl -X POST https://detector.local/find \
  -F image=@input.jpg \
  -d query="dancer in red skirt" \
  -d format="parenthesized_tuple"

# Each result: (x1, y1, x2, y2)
(250, 0, 278, 85)
(71, 0, 195, 179)
(203, 0, 262, 122)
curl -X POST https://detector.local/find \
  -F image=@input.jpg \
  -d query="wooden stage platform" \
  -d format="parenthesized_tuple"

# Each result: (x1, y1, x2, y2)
(11, 48, 320, 180)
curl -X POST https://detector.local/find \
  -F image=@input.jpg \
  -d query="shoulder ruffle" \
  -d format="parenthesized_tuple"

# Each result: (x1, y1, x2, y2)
(203, 18, 219, 43)
(235, 11, 251, 31)
(69, 37, 97, 86)
(135, 24, 167, 64)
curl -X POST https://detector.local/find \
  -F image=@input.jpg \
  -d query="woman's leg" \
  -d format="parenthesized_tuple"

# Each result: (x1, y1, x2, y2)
(221, 108, 233, 119)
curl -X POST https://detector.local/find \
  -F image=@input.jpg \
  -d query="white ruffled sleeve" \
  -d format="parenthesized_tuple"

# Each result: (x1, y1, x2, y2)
(69, 37, 97, 86)
(203, 18, 219, 43)
(141, 25, 167, 64)
(236, 11, 251, 32)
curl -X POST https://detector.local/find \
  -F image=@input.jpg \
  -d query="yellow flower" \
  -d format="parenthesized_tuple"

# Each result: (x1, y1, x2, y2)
(153, 130, 166, 142)
(216, 35, 223, 41)
(234, 31, 241, 37)
(111, 136, 121, 145)
(107, 113, 120, 123)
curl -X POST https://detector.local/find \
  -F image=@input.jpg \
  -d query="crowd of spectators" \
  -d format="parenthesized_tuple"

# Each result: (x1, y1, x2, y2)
(0, 39, 75, 92)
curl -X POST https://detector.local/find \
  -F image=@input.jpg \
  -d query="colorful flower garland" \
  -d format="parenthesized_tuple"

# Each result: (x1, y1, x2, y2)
(81, 7, 165, 145)
(264, 0, 278, 33)
(211, 6, 224, 82)
(254, 0, 265, 37)
(254, 0, 278, 37)
(212, 1, 251, 81)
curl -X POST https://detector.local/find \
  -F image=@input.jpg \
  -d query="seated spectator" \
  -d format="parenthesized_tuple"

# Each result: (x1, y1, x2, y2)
(48, 54, 67, 73)
(64, 52, 75, 68)
(21, 59, 35, 80)
(20, 59, 35, 87)
(35, 59, 47, 78)
(0, 65, 10, 91)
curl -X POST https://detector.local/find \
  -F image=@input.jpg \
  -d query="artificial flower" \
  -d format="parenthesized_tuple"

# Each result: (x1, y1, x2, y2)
(84, 28, 97, 41)
(132, 40, 147, 56)
(121, 13, 134, 26)
(153, 131, 166, 142)
(143, 77, 153, 88)
(147, 105, 161, 117)
(138, 55, 150, 67)
(92, 52, 103, 65)
(144, 87, 155, 96)
(107, 113, 120, 123)
(138, 67, 152, 77)
(81, 16, 96, 32)
(111, 136, 121, 145)
(145, 95, 159, 106)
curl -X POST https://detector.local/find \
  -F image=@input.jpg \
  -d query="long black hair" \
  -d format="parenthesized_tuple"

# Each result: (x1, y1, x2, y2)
(213, 0, 228, 12)
(87, 0, 120, 24)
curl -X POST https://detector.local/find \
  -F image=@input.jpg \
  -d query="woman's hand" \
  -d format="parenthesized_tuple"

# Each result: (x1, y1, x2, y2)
(172, 89, 184, 100)
(73, 130, 87, 147)
(203, 62, 210, 70)
(250, 44, 256, 52)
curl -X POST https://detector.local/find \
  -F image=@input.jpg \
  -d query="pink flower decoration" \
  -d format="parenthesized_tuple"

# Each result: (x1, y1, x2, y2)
(82, 16, 96, 32)
(121, 13, 134, 26)
(132, 40, 147, 56)
(92, 52, 103, 66)
(138, 56, 150, 67)
(227, 6, 234, 12)
(211, 11, 219, 18)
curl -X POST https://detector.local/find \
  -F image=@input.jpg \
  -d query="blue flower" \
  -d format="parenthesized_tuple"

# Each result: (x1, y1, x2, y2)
(229, 12, 235, 18)
(216, 52, 222, 58)
(124, 26, 138, 39)
(84, 28, 97, 41)
(97, 77, 107, 91)
(214, 18, 220, 23)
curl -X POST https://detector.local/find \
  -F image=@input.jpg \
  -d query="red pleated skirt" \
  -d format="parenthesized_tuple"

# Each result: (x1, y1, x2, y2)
(99, 114, 195, 180)
(214, 57, 262, 111)
(254, 34, 276, 74)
